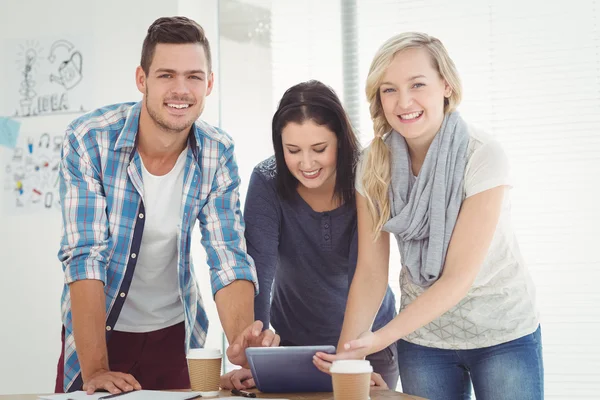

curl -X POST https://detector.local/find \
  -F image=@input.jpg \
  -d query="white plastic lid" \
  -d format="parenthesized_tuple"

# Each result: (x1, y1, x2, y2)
(186, 348, 222, 359)
(330, 360, 373, 374)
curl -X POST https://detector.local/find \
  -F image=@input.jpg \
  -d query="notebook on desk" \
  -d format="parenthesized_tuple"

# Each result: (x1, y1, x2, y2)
(38, 390, 203, 400)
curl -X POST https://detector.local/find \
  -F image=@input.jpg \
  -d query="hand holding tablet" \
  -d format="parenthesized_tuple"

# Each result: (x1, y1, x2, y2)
(245, 345, 336, 393)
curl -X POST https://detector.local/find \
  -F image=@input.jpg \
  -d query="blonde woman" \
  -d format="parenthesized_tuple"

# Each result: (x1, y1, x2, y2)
(314, 33, 543, 400)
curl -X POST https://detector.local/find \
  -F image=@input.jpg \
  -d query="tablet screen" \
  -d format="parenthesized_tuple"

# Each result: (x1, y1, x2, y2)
(246, 345, 336, 393)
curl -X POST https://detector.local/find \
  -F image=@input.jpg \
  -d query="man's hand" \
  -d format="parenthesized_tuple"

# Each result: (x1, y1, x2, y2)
(70, 280, 141, 395)
(220, 368, 256, 390)
(226, 320, 280, 367)
(82, 368, 141, 394)
(370, 372, 389, 389)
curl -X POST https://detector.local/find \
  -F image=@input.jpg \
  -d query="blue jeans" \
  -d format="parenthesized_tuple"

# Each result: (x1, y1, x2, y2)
(397, 325, 544, 400)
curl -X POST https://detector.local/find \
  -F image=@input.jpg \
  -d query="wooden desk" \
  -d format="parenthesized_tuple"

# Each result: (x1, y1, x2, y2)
(0, 389, 426, 399)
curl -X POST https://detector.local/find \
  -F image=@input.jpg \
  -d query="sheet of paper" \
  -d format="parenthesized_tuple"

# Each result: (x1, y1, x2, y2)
(0, 117, 21, 149)
(38, 390, 203, 400)
(38, 392, 104, 400)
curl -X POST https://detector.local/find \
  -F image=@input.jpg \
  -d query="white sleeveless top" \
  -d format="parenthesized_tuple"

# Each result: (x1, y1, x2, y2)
(357, 126, 539, 349)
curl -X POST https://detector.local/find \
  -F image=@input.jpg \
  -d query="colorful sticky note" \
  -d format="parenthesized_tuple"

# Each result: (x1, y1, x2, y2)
(0, 117, 21, 149)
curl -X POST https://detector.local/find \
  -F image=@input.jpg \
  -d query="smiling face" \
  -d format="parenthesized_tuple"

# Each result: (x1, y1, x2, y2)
(281, 120, 338, 191)
(379, 47, 452, 143)
(136, 43, 213, 135)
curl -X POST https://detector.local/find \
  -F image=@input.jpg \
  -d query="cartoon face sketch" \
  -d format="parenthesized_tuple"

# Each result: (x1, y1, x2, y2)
(50, 51, 83, 90)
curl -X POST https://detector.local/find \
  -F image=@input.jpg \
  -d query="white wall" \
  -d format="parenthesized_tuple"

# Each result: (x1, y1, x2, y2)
(219, 45, 274, 198)
(0, 0, 237, 394)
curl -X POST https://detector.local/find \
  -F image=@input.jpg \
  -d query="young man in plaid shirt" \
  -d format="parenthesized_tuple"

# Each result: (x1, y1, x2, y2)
(55, 16, 278, 394)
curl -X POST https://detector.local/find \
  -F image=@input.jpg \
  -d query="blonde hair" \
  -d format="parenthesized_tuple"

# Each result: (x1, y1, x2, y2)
(362, 32, 462, 239)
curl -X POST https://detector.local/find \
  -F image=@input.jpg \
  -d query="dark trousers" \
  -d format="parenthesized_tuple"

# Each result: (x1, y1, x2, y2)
(55, 322, 190, 392)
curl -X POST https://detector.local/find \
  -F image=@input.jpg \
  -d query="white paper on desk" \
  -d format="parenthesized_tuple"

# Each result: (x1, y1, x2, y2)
(38, 390, 203, 400)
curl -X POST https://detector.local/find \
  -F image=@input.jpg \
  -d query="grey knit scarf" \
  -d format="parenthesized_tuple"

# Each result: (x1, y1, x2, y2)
(382, 112, 470, 287)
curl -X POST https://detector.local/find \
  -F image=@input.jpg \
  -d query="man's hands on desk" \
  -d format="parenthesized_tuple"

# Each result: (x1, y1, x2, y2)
(70, 280, 143, 395)
(80, 319, 277, 394)
(83, 368, 141, 395)
(221, 368, 255, 390)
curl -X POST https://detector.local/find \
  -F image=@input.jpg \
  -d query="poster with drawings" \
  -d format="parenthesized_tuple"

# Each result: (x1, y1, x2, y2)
(2, 37, 90, 118)
(2, 131, 63, 214)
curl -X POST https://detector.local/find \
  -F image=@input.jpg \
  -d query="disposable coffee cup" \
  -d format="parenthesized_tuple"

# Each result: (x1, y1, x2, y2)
(186, 348, 222, 397)
(330, 359, 373, 400)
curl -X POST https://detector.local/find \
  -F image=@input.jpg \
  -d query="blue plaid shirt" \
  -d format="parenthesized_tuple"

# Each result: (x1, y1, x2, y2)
(57, 102, 258, 392)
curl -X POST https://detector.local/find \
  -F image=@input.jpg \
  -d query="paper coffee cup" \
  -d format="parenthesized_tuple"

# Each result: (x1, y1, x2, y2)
(330, 360, 373, 400)
(186, 348, 222, 397)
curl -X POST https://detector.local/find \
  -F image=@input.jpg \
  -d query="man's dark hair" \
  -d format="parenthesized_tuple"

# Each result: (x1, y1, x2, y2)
(141, 16, 212, 74)
(272, 80, 360, 206)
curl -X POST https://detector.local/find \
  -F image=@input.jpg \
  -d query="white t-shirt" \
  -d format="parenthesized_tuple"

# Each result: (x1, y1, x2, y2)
(357, 125, 539, 349)
(115, 149, 187, 333)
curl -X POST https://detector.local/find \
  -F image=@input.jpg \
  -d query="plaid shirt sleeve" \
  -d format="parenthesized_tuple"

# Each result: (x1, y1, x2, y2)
(57, 128, 109, 284)
(198, 141, 259, 296)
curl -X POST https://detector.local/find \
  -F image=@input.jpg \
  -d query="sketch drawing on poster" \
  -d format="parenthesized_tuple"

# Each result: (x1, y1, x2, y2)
(4, 37, 89, 118)
(2, 131, 62, 214)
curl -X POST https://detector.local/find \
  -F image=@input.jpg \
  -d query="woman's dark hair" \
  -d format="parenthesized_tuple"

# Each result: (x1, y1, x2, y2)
(272, 80, 360, 205)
